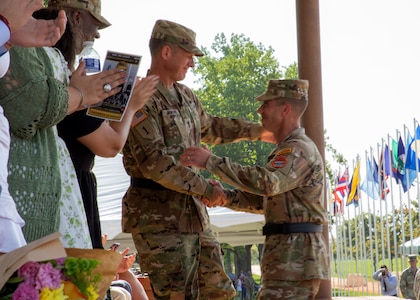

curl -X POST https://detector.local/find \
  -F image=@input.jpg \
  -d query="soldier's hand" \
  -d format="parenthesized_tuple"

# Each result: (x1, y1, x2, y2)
(180, 146, 211, 169)
(261, 128, 276, 143)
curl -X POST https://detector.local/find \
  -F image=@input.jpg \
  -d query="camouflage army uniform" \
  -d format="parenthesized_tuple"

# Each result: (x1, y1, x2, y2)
(122, 81, 262, 299)
(401, 266, 417, 299)
(207, 128, 329, 300)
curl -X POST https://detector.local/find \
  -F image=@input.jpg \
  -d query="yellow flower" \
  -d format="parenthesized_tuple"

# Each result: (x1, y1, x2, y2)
(85, 285, 99, 300)
(39, 283, 68, 300)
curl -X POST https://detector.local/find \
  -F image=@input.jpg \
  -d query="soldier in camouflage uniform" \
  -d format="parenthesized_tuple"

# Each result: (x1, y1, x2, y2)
(181, 79, 330, 300)
(401, 255, 418, 300)
(122, 19, 274, 300)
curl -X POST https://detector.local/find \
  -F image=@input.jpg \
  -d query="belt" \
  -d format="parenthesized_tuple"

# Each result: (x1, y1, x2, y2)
(262, 223, 323, 235)
(130, 178, 168, 190)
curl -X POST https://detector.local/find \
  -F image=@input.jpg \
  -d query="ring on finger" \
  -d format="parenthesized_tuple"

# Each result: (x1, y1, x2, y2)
(103, 83, 112, 93)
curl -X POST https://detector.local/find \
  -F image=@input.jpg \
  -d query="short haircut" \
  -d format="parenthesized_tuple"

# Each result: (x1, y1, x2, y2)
(149, 37, 179, 57)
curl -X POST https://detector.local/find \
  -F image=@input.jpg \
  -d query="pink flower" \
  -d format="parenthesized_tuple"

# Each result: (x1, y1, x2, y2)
(55, 258, 65, 266)
(17, 261, 40, 286)
(35, 262, 61, 290)
(11, 282, 39, 300)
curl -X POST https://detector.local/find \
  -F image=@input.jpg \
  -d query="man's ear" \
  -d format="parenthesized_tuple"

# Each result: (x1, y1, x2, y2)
(70, 10, 83, 26)
(282, 103, 292, 115)
(161, 45, 172, 60)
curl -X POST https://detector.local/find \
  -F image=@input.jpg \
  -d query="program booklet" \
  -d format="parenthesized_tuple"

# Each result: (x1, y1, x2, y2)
(86, 50, 141, 121)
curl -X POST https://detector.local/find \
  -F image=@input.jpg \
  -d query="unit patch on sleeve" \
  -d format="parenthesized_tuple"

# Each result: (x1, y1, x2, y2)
(272, 155, 288, 168)
(271, 148, 292, 169)
(131, 109, 147, 127)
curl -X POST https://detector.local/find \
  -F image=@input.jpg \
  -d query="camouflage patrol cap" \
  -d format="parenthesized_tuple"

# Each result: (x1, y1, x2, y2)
(48, 0, 111, 29)
(256, 79, 309, 102)
(151, 19, 204, 56)
(409, 255, 418, 261)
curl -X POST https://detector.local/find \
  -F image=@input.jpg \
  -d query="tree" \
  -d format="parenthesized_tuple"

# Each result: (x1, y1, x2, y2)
(192, 33, 292, 169)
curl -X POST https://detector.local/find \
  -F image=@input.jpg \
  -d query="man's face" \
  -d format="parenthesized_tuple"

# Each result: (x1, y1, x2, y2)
(257, 99, 286, 132)
(166, 46, 195, 82)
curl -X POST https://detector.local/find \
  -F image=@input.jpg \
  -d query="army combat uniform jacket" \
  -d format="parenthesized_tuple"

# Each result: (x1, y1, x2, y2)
(208, 128, 330, 281)
(122, 82, 262, 234)
(400, 267, 417, 299)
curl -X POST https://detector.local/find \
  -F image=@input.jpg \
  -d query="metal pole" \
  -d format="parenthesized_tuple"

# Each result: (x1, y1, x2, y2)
(296, 1, 331, 299)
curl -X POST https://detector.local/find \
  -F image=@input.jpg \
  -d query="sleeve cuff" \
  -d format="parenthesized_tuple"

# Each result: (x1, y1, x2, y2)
(206, 154, 223, 171)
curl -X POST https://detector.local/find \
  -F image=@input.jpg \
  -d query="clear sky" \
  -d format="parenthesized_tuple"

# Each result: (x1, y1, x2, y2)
(95, 0, 420, 164)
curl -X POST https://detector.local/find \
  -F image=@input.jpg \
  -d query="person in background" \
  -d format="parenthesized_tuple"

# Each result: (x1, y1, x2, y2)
(181, 79, 330, 300)
(122, 19, 274, 299)
(239, 271, 247, 300)
(400, 255, 418, 300)
(0, 0, 67, 253)
(235, 276, 242, 300)
(373, 264, 398, 297)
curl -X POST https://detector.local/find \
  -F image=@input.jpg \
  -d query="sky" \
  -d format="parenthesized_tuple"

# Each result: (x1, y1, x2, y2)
(95, 0, 420, 164)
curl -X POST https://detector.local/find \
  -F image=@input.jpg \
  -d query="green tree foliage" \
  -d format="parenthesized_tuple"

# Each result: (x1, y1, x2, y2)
(324, 130, 347, 187)
(192, 33, 295, 170)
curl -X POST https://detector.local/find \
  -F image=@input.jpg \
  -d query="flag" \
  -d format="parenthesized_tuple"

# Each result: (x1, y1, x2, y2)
(392, 137, 408, 192)
(347, 161, 360, 207)
(406, 125, 420, 170)
(391, 139, 401, 184)
(360, 158, 379, 200)
(333, 168, 349, 213)
(404, 130, 417, 190)
(379, 146, 391, 200)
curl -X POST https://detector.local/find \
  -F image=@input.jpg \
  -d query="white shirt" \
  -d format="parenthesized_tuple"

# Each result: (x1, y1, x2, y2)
(0, 105, 26, 252)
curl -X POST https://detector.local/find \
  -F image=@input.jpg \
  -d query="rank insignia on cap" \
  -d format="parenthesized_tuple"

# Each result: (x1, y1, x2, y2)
(131, 109, 147, 127)
(272, 155, 288, 168)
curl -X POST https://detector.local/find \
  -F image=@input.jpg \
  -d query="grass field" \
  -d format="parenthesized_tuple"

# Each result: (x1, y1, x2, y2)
(331, 257, 408, 278)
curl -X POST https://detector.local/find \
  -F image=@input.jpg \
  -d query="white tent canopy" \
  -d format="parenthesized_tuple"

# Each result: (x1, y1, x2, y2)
(93, 155, 265, 249)
(400, 237, 420, 255)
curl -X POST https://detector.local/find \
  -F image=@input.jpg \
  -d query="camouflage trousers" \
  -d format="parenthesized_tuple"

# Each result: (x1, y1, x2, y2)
(132, 231, 236, 299)
(256, 279, 321, 300)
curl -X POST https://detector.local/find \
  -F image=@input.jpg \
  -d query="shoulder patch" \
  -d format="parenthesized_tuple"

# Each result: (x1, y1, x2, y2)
(131, 109, 147, 128)
(276, 148, 293, 156)
(272, 155, 288, 168)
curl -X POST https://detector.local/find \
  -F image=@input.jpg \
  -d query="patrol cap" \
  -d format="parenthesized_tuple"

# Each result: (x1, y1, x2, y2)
(408, 255, 417, 261)
(256, 79, 309, 102)
(151, 19, 204, 57)
(48, 0, 111, 29)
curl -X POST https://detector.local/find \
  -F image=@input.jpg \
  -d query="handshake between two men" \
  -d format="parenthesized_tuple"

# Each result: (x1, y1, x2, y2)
(180, 146, 227, 208)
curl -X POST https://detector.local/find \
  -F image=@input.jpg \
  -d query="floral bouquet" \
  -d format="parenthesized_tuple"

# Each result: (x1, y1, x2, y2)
(0, 233, 122, 300)
(0, 257, 100, 300)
